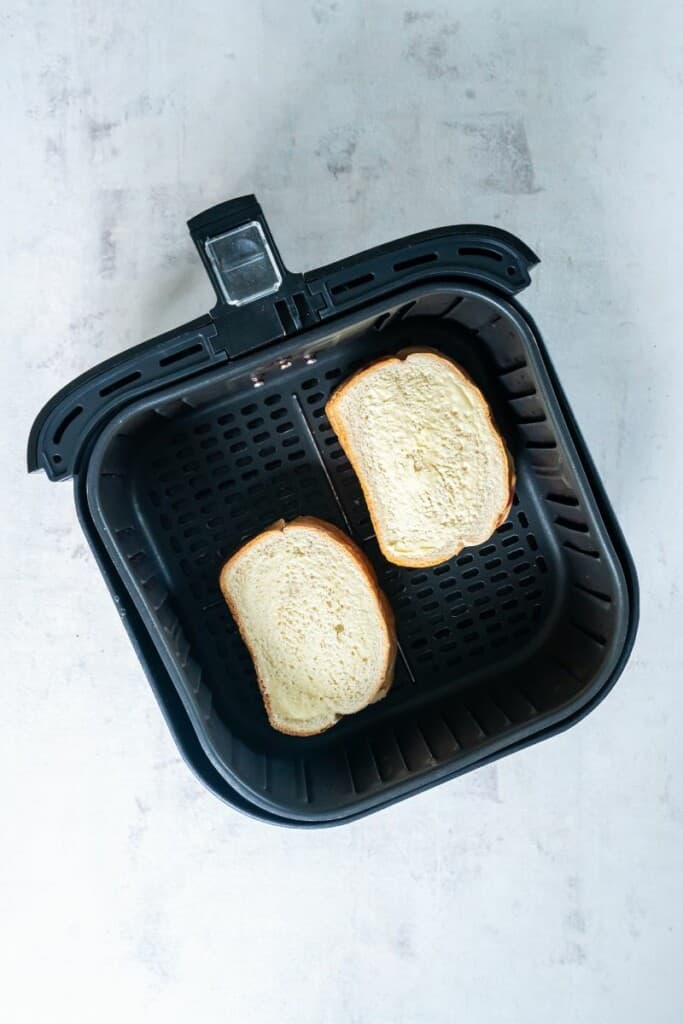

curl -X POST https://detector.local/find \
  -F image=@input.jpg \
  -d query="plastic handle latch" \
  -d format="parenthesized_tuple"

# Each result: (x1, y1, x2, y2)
(204, 221, 283, 307)
(187, 195, 293, 312)
(187, 195, 309, 356)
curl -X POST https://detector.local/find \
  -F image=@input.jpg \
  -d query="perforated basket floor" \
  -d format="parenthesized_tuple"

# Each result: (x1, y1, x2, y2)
(88, 282, 631, 822)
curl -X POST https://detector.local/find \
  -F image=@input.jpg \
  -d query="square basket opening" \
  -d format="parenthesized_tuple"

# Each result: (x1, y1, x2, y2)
(88, 284, 628, 820)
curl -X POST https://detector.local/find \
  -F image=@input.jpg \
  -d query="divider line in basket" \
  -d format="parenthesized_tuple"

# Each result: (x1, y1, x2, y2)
(291, 392, 353, 532)
(290, 391, 417, 688)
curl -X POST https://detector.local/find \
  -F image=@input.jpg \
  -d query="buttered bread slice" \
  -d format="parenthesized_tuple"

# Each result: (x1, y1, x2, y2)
(326, 350, 514, 567)
(220, 517, 396, 736)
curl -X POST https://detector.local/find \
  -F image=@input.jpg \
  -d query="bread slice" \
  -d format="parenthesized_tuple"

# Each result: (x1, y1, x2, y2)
(219, 517, 396, 736)
(326, 350, 514, 568)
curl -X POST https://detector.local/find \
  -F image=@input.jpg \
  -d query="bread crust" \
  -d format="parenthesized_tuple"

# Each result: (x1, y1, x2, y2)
(325, 349, 515, 568)
(219, 516, 396, 736)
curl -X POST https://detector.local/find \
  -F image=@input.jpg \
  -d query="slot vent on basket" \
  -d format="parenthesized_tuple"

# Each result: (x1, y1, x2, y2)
(397, 300, 416, 320)
(347, 742, 382, 794)
(516, 412, 547, 424)
(547, 492, 579, 507)
(99, 371, 141, 397)
(498, 360, 527, 377)
(372, 733, 407, 782)
(573, 582, 612, 606)
(570, 619, 607, 647)
(442, 295, 464, 317)
(555, 516, 589, 533)
(505, 385, 537, 400)
(415, 726, 439, 765)
(52, 405, 83, 444)
(393, 252, 438, 272)
(420, 716, 459, 760)
(459, 707, 488, 744)
(341, 749, 358, 794)
(159, 343, 203, 367)
(472, 697, 512, 734)
(296, 761, 312, 804)
(457, 245, 503, 262)
(504, 687, 539, 720)
(395, 728, 435, 772)
(329, 272, 375, 297)
(550, 655, 586, 686)
(563, 540, 600, 559)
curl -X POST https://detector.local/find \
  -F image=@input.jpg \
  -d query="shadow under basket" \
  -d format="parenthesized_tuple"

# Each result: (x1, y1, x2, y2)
(30, 196, 637, 825)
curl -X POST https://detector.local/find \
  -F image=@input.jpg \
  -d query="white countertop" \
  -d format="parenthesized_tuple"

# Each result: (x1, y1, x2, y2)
(3, 2, 682, 1021)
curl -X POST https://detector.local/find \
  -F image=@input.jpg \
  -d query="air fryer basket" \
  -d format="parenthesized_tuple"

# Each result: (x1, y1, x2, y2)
(29, 195, 637, 825)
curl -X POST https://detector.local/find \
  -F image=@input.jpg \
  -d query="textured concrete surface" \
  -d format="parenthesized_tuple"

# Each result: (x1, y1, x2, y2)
(3, 2, 682, 1022)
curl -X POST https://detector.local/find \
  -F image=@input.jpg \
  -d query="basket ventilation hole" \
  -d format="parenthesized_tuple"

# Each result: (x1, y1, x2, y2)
(52, 404, 83, 444)
(330, 273, 375, 297)
(159, 343, 203, 368)
(99, 371, 141, 397)
(458, 246, 503, 262)
(393, 252, 438, 272)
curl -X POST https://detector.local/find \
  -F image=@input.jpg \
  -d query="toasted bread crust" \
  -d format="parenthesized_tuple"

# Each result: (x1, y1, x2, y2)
(325, 349, 515, 568)
(219, 516, 396, 736)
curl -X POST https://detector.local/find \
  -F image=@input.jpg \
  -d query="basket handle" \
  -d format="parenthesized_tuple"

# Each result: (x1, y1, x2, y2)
(187, 195, 294, 309)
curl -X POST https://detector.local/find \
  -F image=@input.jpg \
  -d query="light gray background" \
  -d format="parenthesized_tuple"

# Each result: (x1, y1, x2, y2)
(3, 2, 682, 1021)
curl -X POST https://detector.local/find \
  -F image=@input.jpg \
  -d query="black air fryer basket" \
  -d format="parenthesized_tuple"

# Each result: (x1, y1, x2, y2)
(28, 195, 638, 825)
